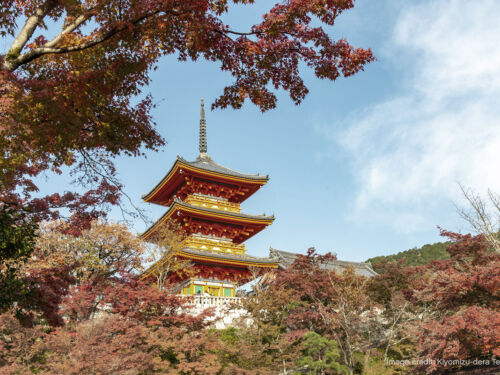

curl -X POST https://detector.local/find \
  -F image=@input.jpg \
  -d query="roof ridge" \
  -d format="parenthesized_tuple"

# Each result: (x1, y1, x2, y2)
(178, 154, 270, 180)
(269, 248, 377, 273)
(203, 157, 263, 177)
(269, 247, 298, 256)
(332, 259, 373, 267)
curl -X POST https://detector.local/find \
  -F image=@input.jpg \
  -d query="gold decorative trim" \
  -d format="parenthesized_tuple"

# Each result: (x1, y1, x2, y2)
(185, 194, 241, 213)
(183, 236, 246, 255)
(140, 202, 273, 240)
(178, 250, 278, 268)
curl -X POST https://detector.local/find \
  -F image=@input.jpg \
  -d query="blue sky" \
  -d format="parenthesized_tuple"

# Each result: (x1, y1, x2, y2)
(32, 0, 500, 261)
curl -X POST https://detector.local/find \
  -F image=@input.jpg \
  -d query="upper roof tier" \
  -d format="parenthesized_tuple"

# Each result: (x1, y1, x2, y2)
(183, 154, 268, 180)
(142, 153, 269, 206)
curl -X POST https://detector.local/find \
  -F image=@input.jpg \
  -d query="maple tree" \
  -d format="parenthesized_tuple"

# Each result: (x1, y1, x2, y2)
(365, 260, 420, 363)
(7, 222, 500, 374)
(33, 219, 147, 283)
(238, 248, 405, 375)
(239, 284, 299, 373)
(0, 0, 374, 228)
(269, 249, 385, 374)
(144, 221, 194, 290)
(410, 230, 500, 374)
(0, 278, 219, 374)
(0, 205, 76, 327)
(8, 219, 147, 325)
(208, 326, 274, 374)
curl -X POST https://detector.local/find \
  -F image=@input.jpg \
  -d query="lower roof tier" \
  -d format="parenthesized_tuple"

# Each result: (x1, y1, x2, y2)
(178, 248, 278, 268)
(140, 198, 274, 243)
(142, 249, 278, 284)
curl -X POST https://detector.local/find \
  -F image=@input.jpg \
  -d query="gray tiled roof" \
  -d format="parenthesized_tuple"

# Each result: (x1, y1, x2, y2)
(269, 248, 378, 277)
(178, 154, 269, 181)
(181, 247, 279, 264)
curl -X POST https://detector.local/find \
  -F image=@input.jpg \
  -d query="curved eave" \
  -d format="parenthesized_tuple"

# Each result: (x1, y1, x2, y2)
(140, 201, 274, 241)
(142, 163, 184, 205)
(142, 159, 181, 202)
(142, 158, 269, 205)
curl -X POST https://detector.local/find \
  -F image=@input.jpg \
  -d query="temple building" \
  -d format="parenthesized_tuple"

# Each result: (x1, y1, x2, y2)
(269, 248, 377, 277)
(140, 100, 279, 297)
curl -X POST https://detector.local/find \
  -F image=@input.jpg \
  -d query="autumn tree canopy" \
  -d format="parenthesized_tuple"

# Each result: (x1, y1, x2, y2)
(0, 220, 218, 374)
(412, 230, 500, 373)
(0, 0, 374, 228)
(33, 220, 147, 281)
(238, 238, 500, 374)
(1, 222, 499, 374)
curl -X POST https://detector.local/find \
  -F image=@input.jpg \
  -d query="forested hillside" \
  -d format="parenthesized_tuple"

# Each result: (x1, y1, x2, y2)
(367, 241, 450, 272)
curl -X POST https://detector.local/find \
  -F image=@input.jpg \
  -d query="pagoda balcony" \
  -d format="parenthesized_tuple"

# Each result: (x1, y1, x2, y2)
(185, 295, 242, 307)
(182, 235, 246, 255)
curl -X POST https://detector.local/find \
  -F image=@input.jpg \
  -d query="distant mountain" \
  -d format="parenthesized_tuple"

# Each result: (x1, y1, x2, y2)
(366, 242, 450, 273)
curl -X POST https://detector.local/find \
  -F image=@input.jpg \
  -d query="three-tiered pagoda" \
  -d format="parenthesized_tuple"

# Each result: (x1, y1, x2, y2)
(141, 100, 278, 297)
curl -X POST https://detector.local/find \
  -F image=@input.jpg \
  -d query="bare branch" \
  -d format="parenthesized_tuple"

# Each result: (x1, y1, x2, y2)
(488, 189, 500, 222)
(76, 150, 150, 225)
(456, 183, 500, 253)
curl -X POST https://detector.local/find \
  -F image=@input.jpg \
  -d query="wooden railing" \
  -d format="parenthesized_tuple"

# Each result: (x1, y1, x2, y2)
(188, 296, 241, 306)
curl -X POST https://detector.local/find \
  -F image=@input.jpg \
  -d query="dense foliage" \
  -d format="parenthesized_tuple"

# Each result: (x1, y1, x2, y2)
(1, 222, 498, 374)
(367, 241, 450, 272)
(228, 235, 500, 374)
(411, 230, 500, 373)
(0, 0, 374, 231)
(0, 220, 216, 373)
(0, 204, 38, 314)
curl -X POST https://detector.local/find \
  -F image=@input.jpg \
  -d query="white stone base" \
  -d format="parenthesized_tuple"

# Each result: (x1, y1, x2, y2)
(183, 296, 251, 329)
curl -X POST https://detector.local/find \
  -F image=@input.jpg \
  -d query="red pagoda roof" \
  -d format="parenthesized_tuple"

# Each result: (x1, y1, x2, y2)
(142, 154, 269, 206)
(140, 198, 274, 242)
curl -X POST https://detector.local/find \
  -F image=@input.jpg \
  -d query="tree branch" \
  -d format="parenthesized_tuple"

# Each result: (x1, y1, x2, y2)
(44, 13, 91, 48)
(4, 9, 161, 72)
(3, 1, 53, 71)
(3, 4, 296, 74)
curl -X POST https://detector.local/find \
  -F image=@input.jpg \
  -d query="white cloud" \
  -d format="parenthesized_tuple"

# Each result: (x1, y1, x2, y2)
(334, 0, 500, 231)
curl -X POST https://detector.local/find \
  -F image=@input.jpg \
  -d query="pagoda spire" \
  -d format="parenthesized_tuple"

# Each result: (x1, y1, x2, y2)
(199, 98, 207, 155)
